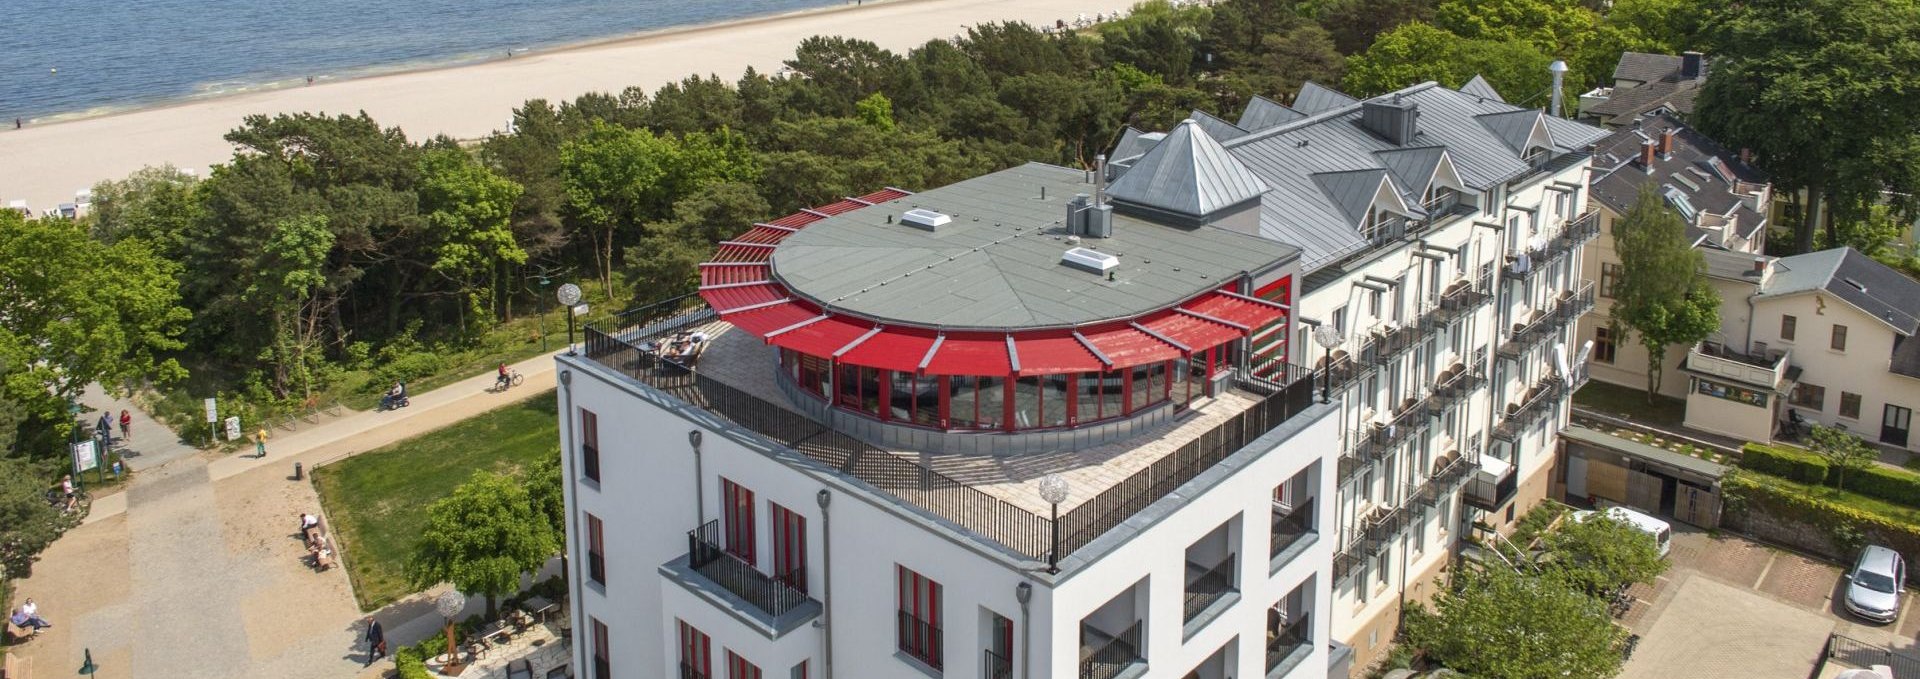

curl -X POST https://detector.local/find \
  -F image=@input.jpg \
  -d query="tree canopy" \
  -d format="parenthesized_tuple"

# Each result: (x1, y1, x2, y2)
(1404, 567, 1629, 679)
(1610, 185, 1720, 399)
(406, 471, 559, 616)
(1544, 514, 1669, 595)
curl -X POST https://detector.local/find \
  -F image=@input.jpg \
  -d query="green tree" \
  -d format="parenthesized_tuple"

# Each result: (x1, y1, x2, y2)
(526, 454, 565, 539)
(627, 182, 771, 305)
(406, 471, 559, 617)
(245, 215, 336, 399)
(1694, 0, 1920, 253)
(1545, 514, 1669, 596)
(1342, 22, 1553, 99)
(1299, 0, 1437, 54)
(1404, 568, 1628, 679)
(1609, 186, 1720, 400)
(1808, 424, 1877, 490)
(561, 122, 756, 296)
(88, 165, 202, 255)
(855, 92, 897, 132)
(417, 147, 528, 332)
(0, 456, 59, 579)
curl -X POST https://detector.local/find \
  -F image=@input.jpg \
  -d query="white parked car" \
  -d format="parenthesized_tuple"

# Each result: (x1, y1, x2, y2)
(1570, 506, 1672, 557)
(1844, 545, 1906, 624)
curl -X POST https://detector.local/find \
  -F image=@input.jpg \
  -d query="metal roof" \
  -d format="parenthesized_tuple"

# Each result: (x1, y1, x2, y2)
(1292, 81, 1358, 114)
(1311, 169, 1393, 227)
(1612, 52, 1689, 84)
(1459, 74, 1504, 102)
(1561, 425, 1729, 480)
(1237, 95, 1304, 131)
(1189, 109, 1250, 142)
(770, 162, 1298, 330)
(1106, 119, 1271, 219)
(1762, 248, 1920, 336)
(1373, 146, 1450, 197)
(1477, 109, 1551, 155)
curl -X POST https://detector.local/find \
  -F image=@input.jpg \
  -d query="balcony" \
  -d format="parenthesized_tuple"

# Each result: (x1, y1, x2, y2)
(1265, 616, 1313, 678)
(1429, 359, 1487, 412)
(1420, 277, 1495, 331)
(1464, 454, 1517, 512)
(685, 520, 815, 621)
(1491, 375, 1567, 442)
(1496, 282, 1596, 359)
(1687, 341, 1793, 391)
(1321, 338, 1380, 394)
(1339, 398, 1434, 484)
(899, 611, 945, 670)
(1334, 456, 1477, 581)
(1367, 323, 1421, 367)
(983, 649, 1013, 679)
(1271, 497, 1315, 560)
(1502, 210, 1600, 281)
(1183, 553, 1238, 624)
(1080, 622, 1144, 679)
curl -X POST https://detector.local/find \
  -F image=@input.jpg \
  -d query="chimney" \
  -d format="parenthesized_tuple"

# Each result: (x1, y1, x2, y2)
(1066, 193, 1090, 235)
(1549, 60, 1569, 117)
(1094, 154, 1107, 206)
(1360, 97, 1420, 145)
(1658, 127, 1677, 157)
(1752, 258, 1767, 274)
(1641, 139, 1657, 172)
(1681, 51, 1705, 80)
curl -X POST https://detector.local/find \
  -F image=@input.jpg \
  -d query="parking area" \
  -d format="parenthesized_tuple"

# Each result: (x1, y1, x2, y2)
(1620, 528, 1920, 678)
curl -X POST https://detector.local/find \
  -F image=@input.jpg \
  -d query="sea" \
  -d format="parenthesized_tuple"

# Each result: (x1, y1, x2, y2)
(0, 0, 846, 123)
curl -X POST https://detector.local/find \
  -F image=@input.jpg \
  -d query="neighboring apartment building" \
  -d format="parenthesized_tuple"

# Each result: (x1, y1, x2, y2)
(1578, 51, 1709, 129)
(556, 78, 1604, 679)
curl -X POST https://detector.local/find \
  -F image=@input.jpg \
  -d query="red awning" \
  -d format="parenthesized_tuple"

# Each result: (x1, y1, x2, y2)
(769, 316, 875, 357)
(1182, 291, 1286, 330)
(699, 263, 770, 287)
(837, 329, 938, 373)
(1140, 311, 1241, 353)
(722, 301, 819, 337)
(1014, 333, 1105, 375)
(702, 283, 787, 313)
(922, 334, 1012, 376)
(1082, 324, 1182, 366)
(730, 225, 796, 245)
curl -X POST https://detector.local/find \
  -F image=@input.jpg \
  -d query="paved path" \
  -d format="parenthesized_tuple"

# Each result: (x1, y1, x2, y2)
(77, 383, 200, 471)
(8, 349, 565, 678)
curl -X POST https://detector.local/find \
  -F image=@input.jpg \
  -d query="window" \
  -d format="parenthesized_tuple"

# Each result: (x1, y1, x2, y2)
(987, 612, 1014, 679)
(1332, 305, 1348, 336)
(1374, 546, 1390, 586)
(592, 618, 610, 679)
(586, 513, 605, 586)
(1599, 263, 1623, 298)
(679, 621, 711, 678)
(897, 566, 944, 669)
(790, 662, 808, 679)
(1790, 383, 1826, 410)
(579, 408, 600, 482)
(722, 479, 755, 564)
(1594, 327, 1616, 364)
(769, 503, 807, 593)
(727, 651, 762, 679)
(1781, 315, 1797, 341)
(1841, 392, 1863, 420)
(1832, 324, 1849, 352)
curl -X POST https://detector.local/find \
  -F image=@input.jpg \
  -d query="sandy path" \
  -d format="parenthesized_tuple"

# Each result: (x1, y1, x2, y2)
(0, 0, 1110, 212)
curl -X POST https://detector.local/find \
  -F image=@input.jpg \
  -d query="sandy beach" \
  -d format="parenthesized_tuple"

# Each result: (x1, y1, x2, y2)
(0, 0, 1113, 212)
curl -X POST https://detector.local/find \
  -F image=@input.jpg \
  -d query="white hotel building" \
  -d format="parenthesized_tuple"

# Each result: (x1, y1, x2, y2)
(556, 79, 1606, 679)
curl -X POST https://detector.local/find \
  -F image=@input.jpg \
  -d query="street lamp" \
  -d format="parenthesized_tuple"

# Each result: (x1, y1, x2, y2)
(436, 589, 468, 676)
(1313, 326, 1345, 404)
(1038, 474, 1070, 574)
(557, 283, 582, 355)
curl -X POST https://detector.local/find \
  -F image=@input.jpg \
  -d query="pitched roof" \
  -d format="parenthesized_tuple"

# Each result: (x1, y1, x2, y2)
(1762, 248, 1920, 335)
(1238, 95, 1305, 131)
(1311, 169, 1395, 226)
(1613, 52, 1685, 84)
(1586, 79, 1704, 124)
(1589, 112, 1768, 239)
(1373, 146, 1450, 197)
(1477, 109, 1551, 155)
(1189, 109, 1250, 142)
(1106, 119, 1270, 219)
(1459, 75, 1504, 102)
(1292, 81, 1358, 115)
(1111, 127, 1149, 162)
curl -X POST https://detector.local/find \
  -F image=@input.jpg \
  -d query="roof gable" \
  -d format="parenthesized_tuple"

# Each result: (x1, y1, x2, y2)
(1477, 109, 1554, 155)
(1107, 119, 1270, 218)
(1311, 169, 1405, 227)
(1238, 95, 1305, 131)
(1293, 81, 1359, 115)
(1373, 146, 1456, 199)
(1459, 75, 1504, 102)
(1189, 109, 1250, 142)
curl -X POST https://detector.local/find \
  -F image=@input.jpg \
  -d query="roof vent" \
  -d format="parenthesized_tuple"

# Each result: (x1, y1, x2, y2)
(901, 208, 951, 231)
(1360, 98, 1419, 145)
(1845, 278, 1867, 293)
(1062, 247, 1119, 273)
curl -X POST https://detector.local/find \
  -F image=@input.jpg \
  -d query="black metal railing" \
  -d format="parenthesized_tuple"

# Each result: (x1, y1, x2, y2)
(1827, 632, 1920, 678)
(1497, 282, 1596, 358)
(983, 649, 1013, 679)
(1465, 461, 1519, 511)
(1271, 498, 1315, 558)
(1266, 616, 1312, 673)
(679, 663, 710, 679)
(687, 520, 812, 617)
(1339, 399, 1434, 485)
(1492, 375, 1568, 442)
(584, 295, 1321, 564)
(1422, 278, 1495, 331)
(1503, 211, 1600, 280)
(1080, 622, 1143, 679)
(898, 611, 945, 670)
(1415, 455, 1478, 508)
(1368, 323, 1421, 366)
(1321, 338, 1379, 394)
(1183, 553, 1238, 622)
(1429, 359, 1487, 412)
(1334, 454, 1475, 580)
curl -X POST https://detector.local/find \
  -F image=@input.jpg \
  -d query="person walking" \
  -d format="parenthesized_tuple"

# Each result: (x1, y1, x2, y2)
(118, 409, 131, 440)
(96, 412, 112, 447)
(61, 474, 76, 511)
(364, 617, 386, 666)
(253, 428, 269, 458)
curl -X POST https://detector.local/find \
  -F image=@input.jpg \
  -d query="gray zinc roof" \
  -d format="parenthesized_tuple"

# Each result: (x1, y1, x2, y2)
(1613, 52, 1685, 84)
(1238, 95, 1304, 131)
(1459, 75, 1504, 102)
(1107, 119, 1270, 219)
(769, 162, 1299, 330)
(1373, 146, 1450, 199)
(1477, 109, 1550, 155)
(1312, 169, 1393, 226)
(1761, 248, 1920, 335)
(1292, 81, 1358, 115)
(1189, 109, 1250, 142)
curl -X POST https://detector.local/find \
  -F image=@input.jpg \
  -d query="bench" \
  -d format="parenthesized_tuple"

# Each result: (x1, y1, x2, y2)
(4, 650, 31, 679)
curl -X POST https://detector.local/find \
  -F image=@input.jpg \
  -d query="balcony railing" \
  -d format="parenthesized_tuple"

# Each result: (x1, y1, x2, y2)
(1368, 323, 1421, 367)
(1421, 277, 1495, 331)
(1429, 359, 1487, 412)
(1081, 622, 1144, 679)
(1334, 455, 1479, 581)
(898, 611, 945, 670)
(983, 649, 1013, 679)
(1465, 459, 1519, 512)
(1497, 282, 1596, 359)
(1271, 497, 1315, 558)
(1502, 210, 1600, 280)
(1266, 616, 1313, 676)
(1492, 374, 1572, 442)
(584, 294, 1320, 566)
(1183, 553, 1238, 623)
(1689, 341, 1792, 389)
(679, 663, 710, 679)
(688, 520, 812, 617)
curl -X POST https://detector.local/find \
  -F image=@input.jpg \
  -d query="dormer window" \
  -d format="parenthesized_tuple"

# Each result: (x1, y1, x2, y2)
(1523, 146, 1549, 167)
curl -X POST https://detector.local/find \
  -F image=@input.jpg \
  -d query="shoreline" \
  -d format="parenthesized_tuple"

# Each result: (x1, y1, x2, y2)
(24, 0, 915, 128)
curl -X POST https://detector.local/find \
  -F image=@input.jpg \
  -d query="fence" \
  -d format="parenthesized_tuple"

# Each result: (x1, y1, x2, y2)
(1826, 633, 1920, 679)
(584, 295, 1320, 563)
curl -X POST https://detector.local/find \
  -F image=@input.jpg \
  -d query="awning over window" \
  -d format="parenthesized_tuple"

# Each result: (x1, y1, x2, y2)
(1082, 324, 1182, 365)
(1140, 311, 1241, 354)
(837, 329, 938, 373)
(723, 301, 819, 337)
(922, 334, 1012, 376)
(1013, 333, 1106, 375)
(702, 283, 787, 314)
(1182, 291, 1287, 330)
(699, 263, 770, 287)
(768, 315, 875, 358)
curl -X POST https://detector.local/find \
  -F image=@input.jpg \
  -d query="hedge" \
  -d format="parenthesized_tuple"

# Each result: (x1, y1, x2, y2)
(1725, 473, 1920, 564)
(1740, 443, 1829, 484)
(1844, 463, 1920, 507)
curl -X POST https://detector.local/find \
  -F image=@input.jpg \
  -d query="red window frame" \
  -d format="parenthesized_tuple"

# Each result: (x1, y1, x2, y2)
(792, 661, 808, 679)
(586, 512, 605, 586)
(769, 503, 806, 593)
(580, 408, 600, 482)
(722, 479, 755, 564)
(726, 650, 762, 679)
(591, 617, 610, 679)
(678, 621, 711, 677)
(897, 565, 944, 668)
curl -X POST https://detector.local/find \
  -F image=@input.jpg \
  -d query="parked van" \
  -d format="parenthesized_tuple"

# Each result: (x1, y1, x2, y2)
(1572, 506, 1672, 557)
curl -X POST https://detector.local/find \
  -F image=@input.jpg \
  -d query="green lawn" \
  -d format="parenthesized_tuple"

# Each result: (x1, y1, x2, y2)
(314, 390, 560, 611)
(1572, 379, 1686, 429)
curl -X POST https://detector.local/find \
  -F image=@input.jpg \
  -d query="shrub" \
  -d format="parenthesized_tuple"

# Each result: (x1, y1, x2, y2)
(1843, 463, 1920, 508)
(1725, 473, 1920, 564)
(1739, 443, 1828, 484)
(395, 648, 431, 679)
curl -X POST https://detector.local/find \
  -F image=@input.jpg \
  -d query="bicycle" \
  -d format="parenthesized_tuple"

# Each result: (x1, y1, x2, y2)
(494, 369, 524, 391)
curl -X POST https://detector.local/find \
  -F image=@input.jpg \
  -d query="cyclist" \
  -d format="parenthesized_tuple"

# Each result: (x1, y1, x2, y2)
(496, 363, 512, 390)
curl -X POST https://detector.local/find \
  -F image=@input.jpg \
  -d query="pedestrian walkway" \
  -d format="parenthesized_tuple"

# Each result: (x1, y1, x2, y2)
(76, 383, 199, 471)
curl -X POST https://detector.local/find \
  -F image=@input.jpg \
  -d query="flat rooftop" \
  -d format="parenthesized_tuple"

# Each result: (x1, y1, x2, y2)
(769, 162, 1300, 330)
(677, 321, 1270, 515)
